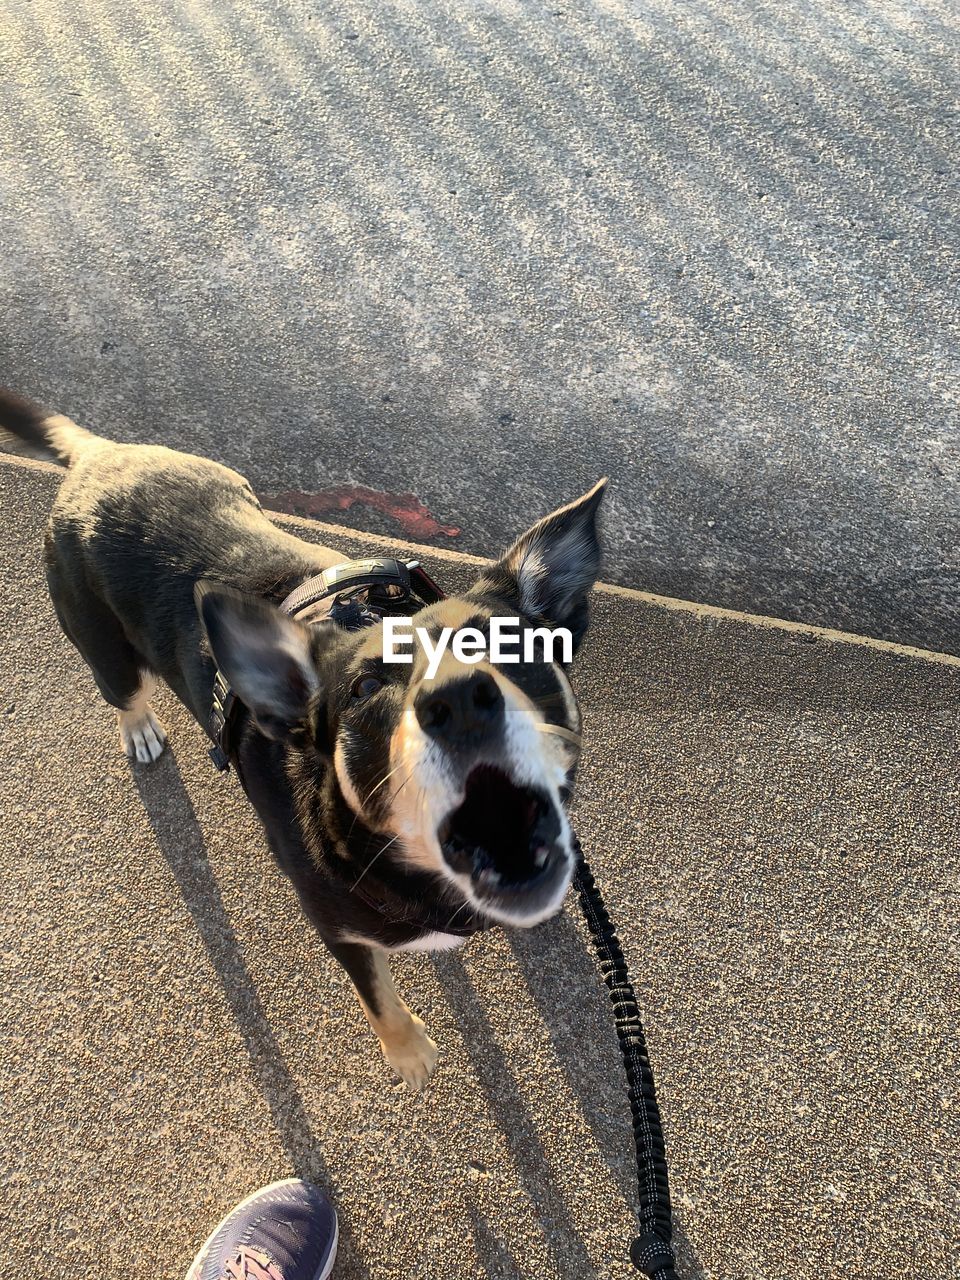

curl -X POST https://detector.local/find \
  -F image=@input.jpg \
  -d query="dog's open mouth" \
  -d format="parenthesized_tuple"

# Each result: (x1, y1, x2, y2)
(438, 764, 564, 901)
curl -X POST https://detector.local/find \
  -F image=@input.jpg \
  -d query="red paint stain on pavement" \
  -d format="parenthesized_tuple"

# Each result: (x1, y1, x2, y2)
(265, 485, 461, 539)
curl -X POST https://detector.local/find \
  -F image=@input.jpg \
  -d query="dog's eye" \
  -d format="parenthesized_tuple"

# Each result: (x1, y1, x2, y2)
(351, 673, 383, 700)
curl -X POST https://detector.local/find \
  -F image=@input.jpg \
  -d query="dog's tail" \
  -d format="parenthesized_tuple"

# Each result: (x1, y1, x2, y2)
(0, 387, 97, 467)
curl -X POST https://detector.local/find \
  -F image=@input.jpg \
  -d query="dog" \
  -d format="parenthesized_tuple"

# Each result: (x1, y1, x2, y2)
(1, 388, 605, 1088)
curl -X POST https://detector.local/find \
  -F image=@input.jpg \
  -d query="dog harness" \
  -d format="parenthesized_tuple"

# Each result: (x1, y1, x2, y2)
(204, 554, 677, 1276)
(206, 556, 445, 772)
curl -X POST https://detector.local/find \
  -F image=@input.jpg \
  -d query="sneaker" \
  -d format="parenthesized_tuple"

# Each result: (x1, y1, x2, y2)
(185, 1178, 339, 1280)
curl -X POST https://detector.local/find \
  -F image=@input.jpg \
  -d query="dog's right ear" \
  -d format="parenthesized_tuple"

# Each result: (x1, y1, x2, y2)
(195, 582, 321, 742)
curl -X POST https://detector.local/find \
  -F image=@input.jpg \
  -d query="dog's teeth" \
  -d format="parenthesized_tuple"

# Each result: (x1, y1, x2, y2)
(534, 845, 549, 868)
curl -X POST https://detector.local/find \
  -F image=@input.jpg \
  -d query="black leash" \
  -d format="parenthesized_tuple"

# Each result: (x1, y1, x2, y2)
(205, 557, 676, 1272)
(573, 838, 676, 1277)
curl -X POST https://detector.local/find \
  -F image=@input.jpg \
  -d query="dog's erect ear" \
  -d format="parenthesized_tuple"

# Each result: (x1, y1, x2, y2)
(195, 583, 321, 742)
(471, 479, 607, 651)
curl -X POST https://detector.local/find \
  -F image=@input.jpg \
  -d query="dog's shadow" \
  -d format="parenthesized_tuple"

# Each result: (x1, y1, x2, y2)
(131, 749, 371, 1278)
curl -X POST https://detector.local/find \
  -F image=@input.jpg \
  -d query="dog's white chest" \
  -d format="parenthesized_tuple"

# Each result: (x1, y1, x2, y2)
(394, 930, 469, 953)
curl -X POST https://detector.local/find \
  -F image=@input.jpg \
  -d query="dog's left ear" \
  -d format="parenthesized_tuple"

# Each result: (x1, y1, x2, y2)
(195, 582, 324, 743)
(471, 478, 607, 652)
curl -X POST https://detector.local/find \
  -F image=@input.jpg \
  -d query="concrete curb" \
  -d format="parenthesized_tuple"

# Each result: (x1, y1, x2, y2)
(4, 448, 958, 671)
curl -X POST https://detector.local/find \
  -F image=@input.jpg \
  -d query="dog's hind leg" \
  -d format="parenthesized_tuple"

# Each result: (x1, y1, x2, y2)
(326, 939, 438, 1090)
(45, 565, 167, 764)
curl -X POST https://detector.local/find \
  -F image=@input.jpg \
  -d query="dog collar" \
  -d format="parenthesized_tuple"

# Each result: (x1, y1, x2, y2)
(206, 556, 446, 772)
(340, 867, 492, 939)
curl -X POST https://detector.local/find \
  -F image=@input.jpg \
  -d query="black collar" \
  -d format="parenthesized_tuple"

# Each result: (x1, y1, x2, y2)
(349, 878, 491, 937)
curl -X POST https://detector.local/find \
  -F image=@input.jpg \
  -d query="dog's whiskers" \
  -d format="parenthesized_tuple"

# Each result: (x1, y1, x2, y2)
(535, 722, 582, 748)
(350, 833, 402, 891)
(444, 899, 471, 931)
(364, 761, 404, 806)
(347, 761, 415, 839)
(416, 782, 431, 834)
(530, 691, 565, 710)
(394, 768, 416, 800)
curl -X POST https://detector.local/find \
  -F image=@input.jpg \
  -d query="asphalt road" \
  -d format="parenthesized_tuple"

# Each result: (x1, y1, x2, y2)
(2, 455, 958, 1278)
(1, 1, 958, 652)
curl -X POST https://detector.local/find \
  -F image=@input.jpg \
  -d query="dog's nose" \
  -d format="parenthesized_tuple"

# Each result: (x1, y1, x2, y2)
(415, 670, 504, 743)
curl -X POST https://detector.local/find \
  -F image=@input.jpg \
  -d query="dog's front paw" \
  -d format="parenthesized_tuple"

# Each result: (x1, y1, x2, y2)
(118, 706, 168, 764)
(381, 1016, 438, 1091)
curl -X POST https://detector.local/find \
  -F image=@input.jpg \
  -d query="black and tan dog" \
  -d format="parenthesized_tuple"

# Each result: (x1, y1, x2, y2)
(1, 389, 605, 1088)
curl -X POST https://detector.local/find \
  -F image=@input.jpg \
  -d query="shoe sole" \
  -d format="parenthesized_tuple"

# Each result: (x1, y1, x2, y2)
(185, 1177, 339, 1280)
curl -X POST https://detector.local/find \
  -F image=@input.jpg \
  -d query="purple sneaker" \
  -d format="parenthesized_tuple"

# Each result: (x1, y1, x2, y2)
(185, 1178, 338, 1280)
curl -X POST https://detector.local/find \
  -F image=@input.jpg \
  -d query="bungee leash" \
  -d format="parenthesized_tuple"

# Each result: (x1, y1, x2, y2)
(573, 837, 676, 1277)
